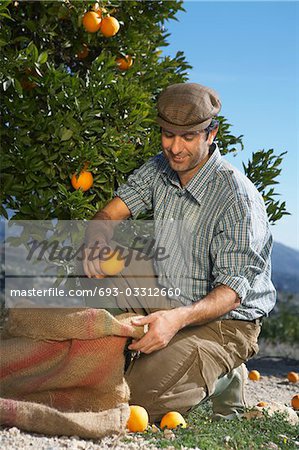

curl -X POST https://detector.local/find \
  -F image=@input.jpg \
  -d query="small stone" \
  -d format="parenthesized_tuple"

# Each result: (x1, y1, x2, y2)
(266, 443, 279, 450)
(8, 427, 20, 436)
(278, 434, 288, 441)
(163, 429, 175, 440)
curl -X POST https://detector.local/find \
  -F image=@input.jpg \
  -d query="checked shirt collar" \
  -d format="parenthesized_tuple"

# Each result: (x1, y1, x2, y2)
(161, 143, 223, 204)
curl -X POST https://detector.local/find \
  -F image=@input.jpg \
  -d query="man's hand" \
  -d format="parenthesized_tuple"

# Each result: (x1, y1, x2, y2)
(82, 242, 109, 279)
(83, 197, 131, 278)
(127, 285, 240, 354)
(128, 309, 184, 354)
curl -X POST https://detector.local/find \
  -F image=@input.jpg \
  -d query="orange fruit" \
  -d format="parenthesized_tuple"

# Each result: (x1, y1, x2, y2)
(20, 79, 37, 91)
(116, 55, 133, 71)
(160, 411, 187, 430)
(287, 372, 299, 383)
(100, 250, 125, 276)
(127, 405, 149, 432)
(82, 11, 102, 33)
(256, 401, 268, 407)
(20, 67, 40, 90)
(77, 44, 89, 60)
(71, 171, 93, 191)
(100, 16, 120, 37)
(291, 394, 299, 410)
(248, 370, 261, 381)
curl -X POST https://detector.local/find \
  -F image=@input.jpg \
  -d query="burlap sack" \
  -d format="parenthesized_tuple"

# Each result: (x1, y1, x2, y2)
(0, 398, 130, 439)
(0, 308, 145, 438)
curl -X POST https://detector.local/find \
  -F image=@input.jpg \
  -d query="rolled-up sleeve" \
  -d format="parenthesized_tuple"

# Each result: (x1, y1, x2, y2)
(210, 197, 273, 301)
(115, 157, 157, 218)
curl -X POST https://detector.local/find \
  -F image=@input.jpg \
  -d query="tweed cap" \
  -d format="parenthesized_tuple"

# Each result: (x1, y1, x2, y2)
(157, 83, 221, 132)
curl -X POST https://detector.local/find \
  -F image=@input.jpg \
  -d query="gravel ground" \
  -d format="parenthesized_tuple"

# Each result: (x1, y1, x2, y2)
(246, 357, 298, 407)
(1, 353, 298, 450)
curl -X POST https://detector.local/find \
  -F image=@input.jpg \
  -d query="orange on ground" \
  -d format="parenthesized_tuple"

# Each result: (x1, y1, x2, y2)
(100, 16, 120, 37)
(116, 55, 133, 71)
(127, 405, 149, 432)
(82, 11, 102, 33)
(248, 370, 261, 381)
(100, 250, 125, 276)
(256, 401, 268, 407)
(291, 394, 299, 410)
(160, 411, 187, 430)
(77, 44, 89, 60)
(71, 171, 93, 191)
(287, 372, 299, 383)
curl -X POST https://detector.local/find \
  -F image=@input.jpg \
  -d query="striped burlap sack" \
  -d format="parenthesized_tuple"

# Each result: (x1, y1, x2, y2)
(0, 308, 145, 438)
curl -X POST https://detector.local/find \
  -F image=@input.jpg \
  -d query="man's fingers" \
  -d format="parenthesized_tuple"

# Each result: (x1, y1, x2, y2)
(130, 341, 161, 354)
(89, 252, 102, 274)
(82, 256, 91, 278)
(128, 331, 161, 352)
(128, 335, 150, 351)
(83, 249, 106, 278)
(131, 314, 155, 326)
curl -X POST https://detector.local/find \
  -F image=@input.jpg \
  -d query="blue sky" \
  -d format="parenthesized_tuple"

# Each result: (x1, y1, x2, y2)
(163, 1, 298, 250)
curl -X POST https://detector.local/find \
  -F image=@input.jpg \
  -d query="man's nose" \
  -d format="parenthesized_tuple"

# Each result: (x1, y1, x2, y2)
(169, 136, 183, 154)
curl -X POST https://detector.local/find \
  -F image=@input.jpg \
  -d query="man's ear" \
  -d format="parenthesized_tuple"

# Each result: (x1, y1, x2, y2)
(207, 126, 219, 144)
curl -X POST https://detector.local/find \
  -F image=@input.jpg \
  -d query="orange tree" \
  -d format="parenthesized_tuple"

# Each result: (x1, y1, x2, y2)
(0, 0, 288, 223)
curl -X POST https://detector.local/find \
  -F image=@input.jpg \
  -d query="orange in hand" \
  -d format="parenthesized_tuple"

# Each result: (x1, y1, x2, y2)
(248, 370, 260, 381)
(71, 171, 93, 191)
(160, 411, 187, 430)
(82, 11, 102, 33)
(100, 249, 125, 276)
(287, 372, 299, 383)
(127, 405, 149, 432)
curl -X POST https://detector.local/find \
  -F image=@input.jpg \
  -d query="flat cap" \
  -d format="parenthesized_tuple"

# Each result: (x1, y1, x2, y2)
(157, 83, 221, 132)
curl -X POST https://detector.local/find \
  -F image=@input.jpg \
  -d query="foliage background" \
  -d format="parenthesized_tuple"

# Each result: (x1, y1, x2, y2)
(0, 0, 288, 224)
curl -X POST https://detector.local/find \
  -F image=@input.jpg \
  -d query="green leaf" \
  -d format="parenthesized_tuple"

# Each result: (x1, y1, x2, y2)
(0, 12, 13, 21)
(38, 51, 48, 65)
(60, 128, 73, 141)
(12, 78, 23, 95)
(26, 41, 39, 62)
(0, 1, 11, 11)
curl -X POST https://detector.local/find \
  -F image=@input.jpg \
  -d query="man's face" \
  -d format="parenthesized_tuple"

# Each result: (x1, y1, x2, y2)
(161, 129, 211, 184)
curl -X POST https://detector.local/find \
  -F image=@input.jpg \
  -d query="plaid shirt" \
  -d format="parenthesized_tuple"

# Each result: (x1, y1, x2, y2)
(115, 144, 276, 320)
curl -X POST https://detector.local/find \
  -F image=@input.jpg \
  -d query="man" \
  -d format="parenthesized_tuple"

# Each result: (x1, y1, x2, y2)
(82, 83, 276, 421)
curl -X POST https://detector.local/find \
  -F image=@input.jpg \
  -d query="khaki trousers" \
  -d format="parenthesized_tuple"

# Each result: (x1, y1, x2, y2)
(79, 249, 261, 422)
